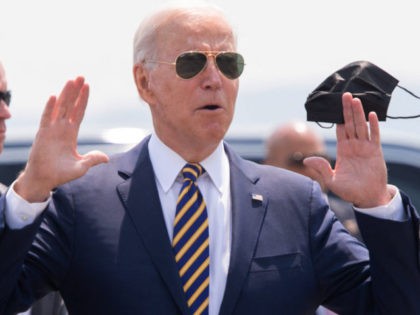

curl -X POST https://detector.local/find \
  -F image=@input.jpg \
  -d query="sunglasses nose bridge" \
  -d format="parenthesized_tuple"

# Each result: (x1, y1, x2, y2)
(201, 53, 222, 76)
(207, 53, 231, 80)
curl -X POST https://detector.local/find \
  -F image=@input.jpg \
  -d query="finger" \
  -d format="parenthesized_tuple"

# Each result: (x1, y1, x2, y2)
(303, 156, 333, 186)
(336, 123, 347, 142)
(351, 97, 369, 140)
(368, 111, 381, 144)
(56, 77, 85, 119)
(70, 83, 89, 126)
(54, 80, 75, 119)
(39, 96, 57, 127)
(342, 93, 356, 139)
(80, 151, 109, 169)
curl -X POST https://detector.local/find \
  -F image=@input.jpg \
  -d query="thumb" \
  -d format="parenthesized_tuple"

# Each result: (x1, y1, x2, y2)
(303, 156, 333, 184)
(80, 150, 110, 169)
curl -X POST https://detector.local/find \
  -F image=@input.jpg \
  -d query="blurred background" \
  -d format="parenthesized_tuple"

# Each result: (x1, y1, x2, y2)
(1, 0, 420, 143)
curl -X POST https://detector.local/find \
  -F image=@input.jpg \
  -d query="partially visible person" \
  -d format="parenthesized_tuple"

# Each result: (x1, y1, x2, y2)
(265, 121, 328, 190)
(0, 61, 12, 156)
(0, 60, 12, 208)
(0, 61, 108, 315)
(0, 61, 71, 315)
(264, 121, 361, 240)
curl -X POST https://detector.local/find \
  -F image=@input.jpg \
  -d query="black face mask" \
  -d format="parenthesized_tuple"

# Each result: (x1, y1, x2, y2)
(305, 60, 420, 125)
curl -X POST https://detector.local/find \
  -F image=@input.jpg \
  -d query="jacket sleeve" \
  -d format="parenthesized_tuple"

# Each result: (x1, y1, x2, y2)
(0, 186, 75, 315)
(0, 194, 5, 234)
(355, 191, 420, 315)
(312, 187, 420, 314)
(0, 215, 45, 313)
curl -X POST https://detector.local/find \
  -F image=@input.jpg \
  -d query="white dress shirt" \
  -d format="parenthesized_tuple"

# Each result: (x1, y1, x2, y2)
(5, 182, 49, 229)
(148, 134, 231, 315)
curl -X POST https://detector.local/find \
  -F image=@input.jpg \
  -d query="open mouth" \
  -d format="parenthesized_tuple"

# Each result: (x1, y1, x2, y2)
(201, 104, 221, 110)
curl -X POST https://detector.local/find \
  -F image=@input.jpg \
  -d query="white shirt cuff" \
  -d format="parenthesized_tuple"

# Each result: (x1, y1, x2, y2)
(353, 185, 405, 221)
(5, 181, 51, 229)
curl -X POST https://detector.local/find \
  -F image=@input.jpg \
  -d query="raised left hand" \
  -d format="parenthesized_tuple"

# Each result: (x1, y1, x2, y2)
(304, 92, 391, 208)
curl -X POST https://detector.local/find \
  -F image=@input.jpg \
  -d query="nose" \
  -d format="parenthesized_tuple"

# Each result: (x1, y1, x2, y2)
(0, 101, 12, 120)
(200, 56, 223, 89)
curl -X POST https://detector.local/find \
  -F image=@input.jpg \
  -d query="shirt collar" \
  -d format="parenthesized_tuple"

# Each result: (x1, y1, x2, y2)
(148, 134, 227, 194)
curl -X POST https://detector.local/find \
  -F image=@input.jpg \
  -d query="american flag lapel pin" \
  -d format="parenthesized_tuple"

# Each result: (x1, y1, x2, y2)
(252, 193, 263, 202)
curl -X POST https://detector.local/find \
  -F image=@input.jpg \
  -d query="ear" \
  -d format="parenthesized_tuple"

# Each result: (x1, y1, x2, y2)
(133, 63, 155, 105)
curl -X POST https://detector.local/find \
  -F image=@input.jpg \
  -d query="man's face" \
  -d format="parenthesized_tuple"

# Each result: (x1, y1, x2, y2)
(139, 15, 239, 160)
(0, 64, 12, 153)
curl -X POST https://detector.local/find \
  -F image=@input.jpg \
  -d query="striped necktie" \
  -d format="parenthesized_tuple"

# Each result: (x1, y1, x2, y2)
(172, 163, 210, 315)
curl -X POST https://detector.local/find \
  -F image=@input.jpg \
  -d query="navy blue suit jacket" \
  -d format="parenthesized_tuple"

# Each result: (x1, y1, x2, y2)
(1, 137, 419, 315)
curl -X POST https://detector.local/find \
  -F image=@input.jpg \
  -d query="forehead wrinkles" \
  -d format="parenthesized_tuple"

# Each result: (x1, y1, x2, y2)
(182, 33, 235, 52)
(157, 14, 236, 52)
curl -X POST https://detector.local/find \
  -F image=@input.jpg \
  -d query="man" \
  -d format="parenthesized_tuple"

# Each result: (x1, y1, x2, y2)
(265, 121, 360, 240)
(265, 121, 328, 190)
(0, 61, 12, 156)
(0, 61, 12, 197)
(0, 3, 419, 315)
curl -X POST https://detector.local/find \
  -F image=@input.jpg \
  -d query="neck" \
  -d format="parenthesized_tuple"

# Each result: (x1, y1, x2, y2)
(155, 132, 221, 163)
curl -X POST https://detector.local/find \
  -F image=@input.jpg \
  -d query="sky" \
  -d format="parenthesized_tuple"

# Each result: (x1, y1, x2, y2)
(1, 0, 420, 143)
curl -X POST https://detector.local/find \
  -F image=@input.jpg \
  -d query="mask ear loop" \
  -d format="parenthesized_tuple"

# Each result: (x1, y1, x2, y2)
(316, 122, 335, 129)
(387, 85, 420, 119)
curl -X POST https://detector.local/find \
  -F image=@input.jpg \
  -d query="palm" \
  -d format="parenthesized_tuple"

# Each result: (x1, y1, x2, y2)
(15, 77, 109, 202)
(329, 126, 387, 205)
(305, 93, 388, 208)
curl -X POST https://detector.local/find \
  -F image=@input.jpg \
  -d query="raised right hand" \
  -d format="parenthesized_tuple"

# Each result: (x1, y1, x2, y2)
(14, 77, 109, 202)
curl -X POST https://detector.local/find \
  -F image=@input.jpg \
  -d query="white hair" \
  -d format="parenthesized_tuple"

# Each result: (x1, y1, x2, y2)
(132, 1, 237, 66)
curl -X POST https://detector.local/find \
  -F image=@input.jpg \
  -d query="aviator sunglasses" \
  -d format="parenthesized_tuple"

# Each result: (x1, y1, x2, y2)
(146, 51, 245, 80)
(0, 90, 11, 107)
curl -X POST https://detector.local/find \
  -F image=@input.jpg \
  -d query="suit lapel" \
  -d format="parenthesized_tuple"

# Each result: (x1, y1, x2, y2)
(115, 140, 267, 315)
(116, 141, 190, 315)
(219, 149, 268, 315)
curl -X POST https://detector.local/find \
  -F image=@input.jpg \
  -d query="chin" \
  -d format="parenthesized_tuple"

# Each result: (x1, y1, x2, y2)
(204, 126, 228, 142)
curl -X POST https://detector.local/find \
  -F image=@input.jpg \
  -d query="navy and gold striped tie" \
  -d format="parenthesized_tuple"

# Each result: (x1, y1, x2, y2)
(173, 163, 209, 315)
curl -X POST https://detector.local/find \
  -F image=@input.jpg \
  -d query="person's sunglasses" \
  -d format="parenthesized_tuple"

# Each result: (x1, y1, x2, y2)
(146, 51, 245, 80)
(0, 90, 11, 107)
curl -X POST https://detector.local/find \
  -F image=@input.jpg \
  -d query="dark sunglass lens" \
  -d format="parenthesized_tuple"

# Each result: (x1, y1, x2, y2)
(216, 52, 244, 79)
(176, 52, 207, 79)
(0, 91, 11, 106)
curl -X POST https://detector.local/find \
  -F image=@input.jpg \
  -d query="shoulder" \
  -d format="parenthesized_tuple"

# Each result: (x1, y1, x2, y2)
(225, 143, 312, 184)
(59, 138, 149, 193)
(225, 143, 317, 197)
